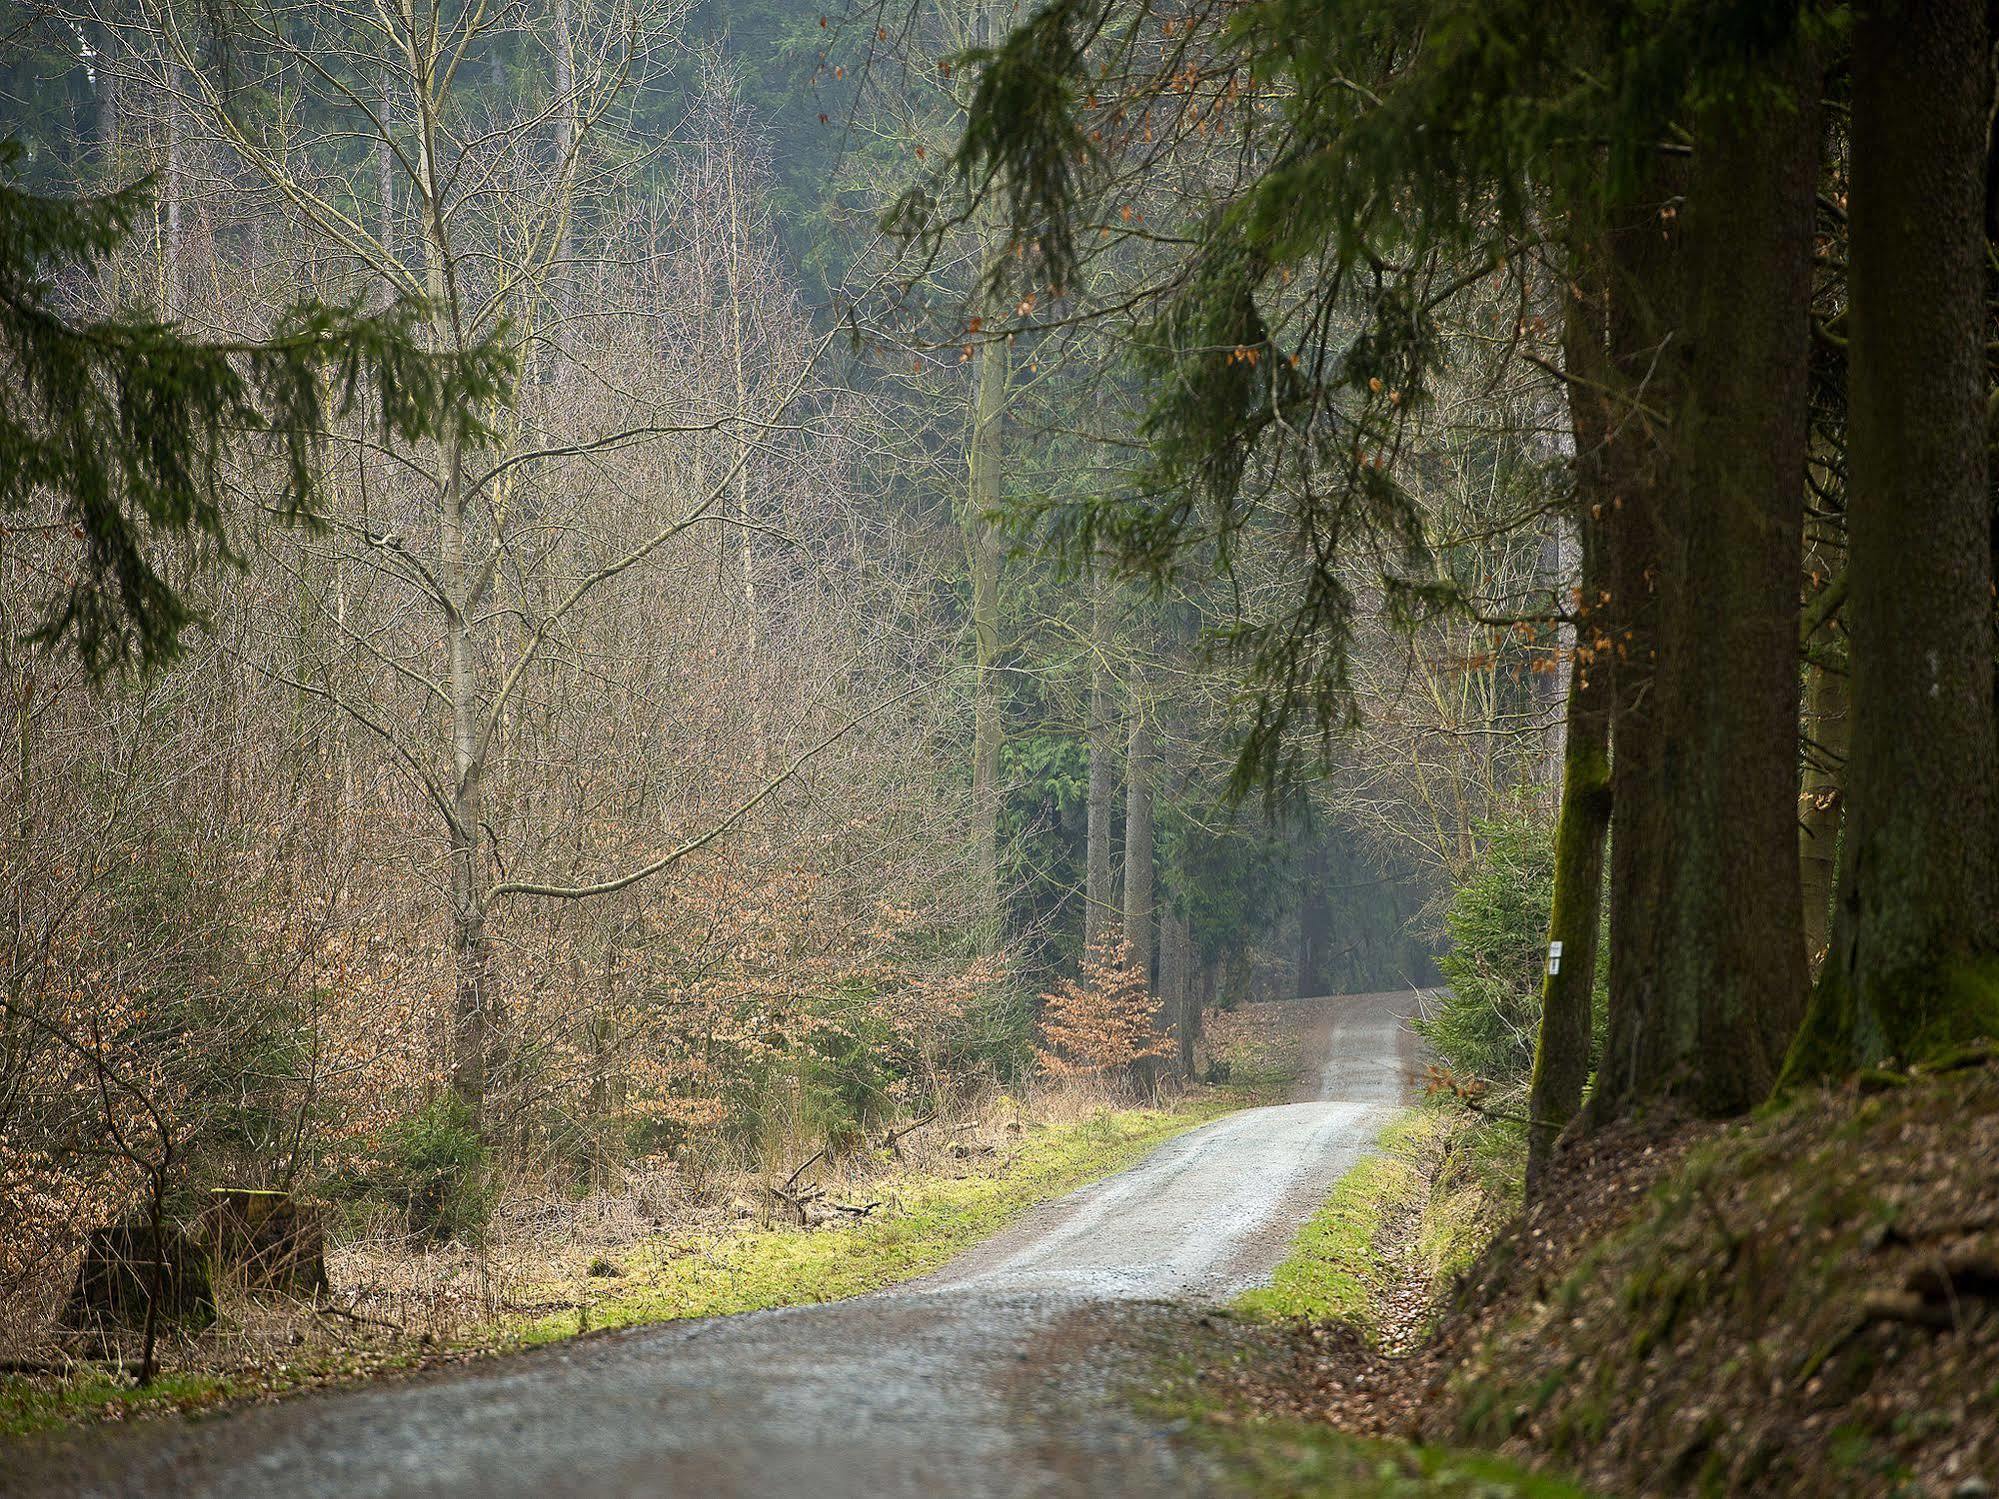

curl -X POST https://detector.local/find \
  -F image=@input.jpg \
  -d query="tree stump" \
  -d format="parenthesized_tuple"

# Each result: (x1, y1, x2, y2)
(202, 1189, 330, 1297)
(61, 1221, 216, 1332)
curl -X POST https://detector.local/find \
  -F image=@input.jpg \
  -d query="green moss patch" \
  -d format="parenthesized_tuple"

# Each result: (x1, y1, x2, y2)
(1233, 1103, 1523, 1345)
(1127, 1313, 1595, 1499)
(0, 1370, 237, 1438)
(1178, 1407, 1595, 1498)
(2, 1097, 1244, 1443)
(1234, 1114, 1424, 1331)
(514, 1103, 1228, 1341)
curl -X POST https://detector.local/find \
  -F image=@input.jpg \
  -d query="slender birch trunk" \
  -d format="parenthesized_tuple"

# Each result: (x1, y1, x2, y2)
(1122, 703, 1154, 983)
(965, 267, 1007, 945)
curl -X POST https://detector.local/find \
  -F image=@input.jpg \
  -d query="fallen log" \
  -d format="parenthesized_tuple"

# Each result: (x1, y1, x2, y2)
(879, 1113, 937, 1156)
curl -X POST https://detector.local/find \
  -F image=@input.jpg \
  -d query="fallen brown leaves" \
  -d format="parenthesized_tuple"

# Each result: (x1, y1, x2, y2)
(1202, 1060, 1999, 1497)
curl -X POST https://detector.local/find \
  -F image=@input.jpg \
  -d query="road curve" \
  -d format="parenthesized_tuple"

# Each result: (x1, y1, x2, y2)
(924, 987, 1415, 1302)
(8, 990, 1422, 1499)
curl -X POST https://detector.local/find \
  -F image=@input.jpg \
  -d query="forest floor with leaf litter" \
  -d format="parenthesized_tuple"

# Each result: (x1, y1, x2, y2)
(0, 1002, 1312, 1442)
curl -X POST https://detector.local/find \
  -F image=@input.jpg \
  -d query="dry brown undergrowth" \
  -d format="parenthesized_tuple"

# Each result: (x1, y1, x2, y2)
(3, 1000, 1311, 1408)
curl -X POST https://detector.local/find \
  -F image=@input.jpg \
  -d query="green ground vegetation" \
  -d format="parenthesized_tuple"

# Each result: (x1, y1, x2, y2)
(3, 1088, 1266, 1441)
(1136, 1330, 1594, 1498)
(0, 1371, 238, 1439)
(516, 1100, 1240, 1341)
(1232, 1103, 1523, 1334)
(1445, 1054, 1999, 1494)
(1231, 1114, 1425, 1329)
(1174, 1405, 1594, 1499)
(1148, 1099, 1569, 1495)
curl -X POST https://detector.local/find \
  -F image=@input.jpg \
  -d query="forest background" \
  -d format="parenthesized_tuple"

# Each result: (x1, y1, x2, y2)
(0, 0, 1582, 1367)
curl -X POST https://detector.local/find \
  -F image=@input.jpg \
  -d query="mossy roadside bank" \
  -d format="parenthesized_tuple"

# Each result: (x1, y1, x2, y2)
(1143, 1050, 1999, 1498)
(1432, 1054, 1999, 1497)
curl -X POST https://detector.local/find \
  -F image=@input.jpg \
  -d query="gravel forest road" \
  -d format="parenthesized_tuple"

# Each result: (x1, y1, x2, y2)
(11, 990, 1422, 1499)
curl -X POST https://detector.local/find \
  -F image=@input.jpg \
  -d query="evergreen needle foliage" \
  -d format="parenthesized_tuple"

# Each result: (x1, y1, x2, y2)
(0, 151, 511, 676)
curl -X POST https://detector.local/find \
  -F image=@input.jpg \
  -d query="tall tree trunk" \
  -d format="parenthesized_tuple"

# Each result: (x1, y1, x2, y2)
(1797, 537, 1847, 972)
(160, 93, 181, 312)
(1587, 165, 1679, 1127)
(1161, 907, 1189, 1070)
(548, 0, 576, 381)
(1788, 0, 1999, 1076)
(409, 62, 494, 1123)
(1084, 575, 1116, 950)
(724, 144, 759, 685)
(1295, 837, 1330, 998)
(1528, 565, 1609, 1186)
(1644, 53, 1819, 1112)
(444, 443, 491, 1123)
(1123, 702, 1154, 982)
(1528, 244, 1613, 1191)
(94, 6, 119, 170)
(965, 286, 1006, 946)
(1222, 950, 1249, 1009)
(1182, 960, 1212, 1078)
(377, 66, 396, 292)
(588, 907, 624, 1185)
(1597, 54, 1820, 1118)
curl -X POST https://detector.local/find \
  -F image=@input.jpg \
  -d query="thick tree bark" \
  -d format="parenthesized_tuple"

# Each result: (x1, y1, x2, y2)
(1161, 906, 1189, 1069)
(1528, 578, 1609, 1185)
(1122, 704, 1154, 981)
(1181, 956, 1211, 1078)
(1587, 169, 1678, 1127)
(1527, 248, 1612, 1192)
(1788, 0, 1999, 1077)
(1611, 56, 1819, 1115)
(1591, 57, 1824, 1121)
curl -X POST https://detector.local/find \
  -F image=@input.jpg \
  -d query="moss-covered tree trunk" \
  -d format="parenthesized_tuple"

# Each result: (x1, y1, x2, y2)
(1527, 245, 1613, 1193)
(1084, 571, 1117, 951)
(1586, 163, 1682, 1128)
(1123, 704, 1154, 981)
(1787, 0, 1999, 1078)
(966, 263, 1008, 947)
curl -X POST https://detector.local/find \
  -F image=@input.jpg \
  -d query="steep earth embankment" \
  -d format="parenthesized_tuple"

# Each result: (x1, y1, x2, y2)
(1195, 1051, 1999, 1497)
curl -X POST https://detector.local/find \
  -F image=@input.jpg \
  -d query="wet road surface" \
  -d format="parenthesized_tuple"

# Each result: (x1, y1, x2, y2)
(9, 990, 1421, 1498)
